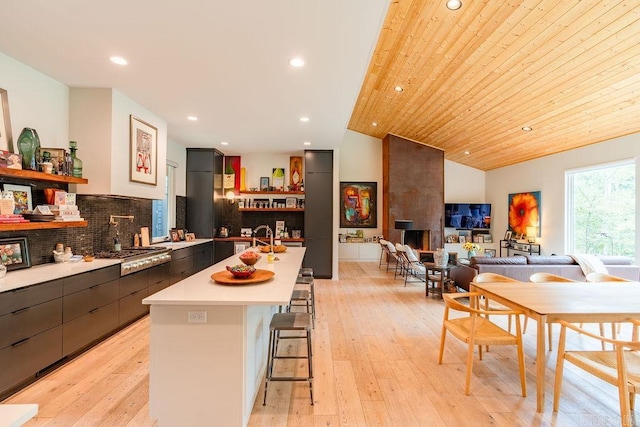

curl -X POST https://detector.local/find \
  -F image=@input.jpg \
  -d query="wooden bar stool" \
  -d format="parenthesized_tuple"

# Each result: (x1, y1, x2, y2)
(263, 312, 314, 405)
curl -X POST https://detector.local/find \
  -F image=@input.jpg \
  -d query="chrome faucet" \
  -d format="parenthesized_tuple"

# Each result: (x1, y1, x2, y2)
(253, 225, 273, 248)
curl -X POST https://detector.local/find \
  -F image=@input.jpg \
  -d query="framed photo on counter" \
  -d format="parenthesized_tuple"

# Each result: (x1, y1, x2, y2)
(0, 237, 31, 270)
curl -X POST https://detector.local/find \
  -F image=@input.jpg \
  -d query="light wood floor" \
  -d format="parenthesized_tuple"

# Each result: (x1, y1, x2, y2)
(3, 262, 636, 426)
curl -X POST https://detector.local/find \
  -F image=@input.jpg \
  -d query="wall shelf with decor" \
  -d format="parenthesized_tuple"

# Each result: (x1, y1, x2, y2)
(500, 240, 541, 257)
(0, 220, 88, 231)
(0, 167, 88, 184)
(239, 190, 304, 195)
(238, 208, 304, 212)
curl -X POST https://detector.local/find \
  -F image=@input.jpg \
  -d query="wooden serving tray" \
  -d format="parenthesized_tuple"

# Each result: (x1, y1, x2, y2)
(211, 269, 275, 285)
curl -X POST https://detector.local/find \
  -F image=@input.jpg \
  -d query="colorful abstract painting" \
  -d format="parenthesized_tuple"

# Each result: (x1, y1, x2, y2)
(508, 191, 541, 236)
(340, 182, 377, 228)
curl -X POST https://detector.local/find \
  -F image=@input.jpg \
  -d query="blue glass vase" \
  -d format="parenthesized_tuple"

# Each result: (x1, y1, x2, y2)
(17, 128, 41, 170)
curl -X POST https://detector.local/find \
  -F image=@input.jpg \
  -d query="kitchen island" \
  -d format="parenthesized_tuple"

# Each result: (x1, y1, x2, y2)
(142, 246, 306, 427)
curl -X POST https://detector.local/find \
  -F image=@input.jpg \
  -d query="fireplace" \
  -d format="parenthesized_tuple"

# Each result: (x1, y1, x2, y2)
(405, 230, 430, 250)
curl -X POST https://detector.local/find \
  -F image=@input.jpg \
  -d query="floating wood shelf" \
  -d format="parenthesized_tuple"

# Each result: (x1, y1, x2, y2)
(0, 220, 88, 231)
(0, 168, 88, 184)
(239, 191, 304, 195)
(238, 208, 304, 212)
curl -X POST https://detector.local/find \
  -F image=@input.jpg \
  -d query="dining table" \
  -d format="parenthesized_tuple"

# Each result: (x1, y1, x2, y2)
(469, 280, 640, 413)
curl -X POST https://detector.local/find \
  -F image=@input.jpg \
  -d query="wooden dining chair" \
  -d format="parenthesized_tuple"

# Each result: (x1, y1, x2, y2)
(554, 319, 640, 427)
(586, 272, 633, 282)
(473, 273, 528, 333)
(529, 273, 577, 351)
(438, 292, 527, 396)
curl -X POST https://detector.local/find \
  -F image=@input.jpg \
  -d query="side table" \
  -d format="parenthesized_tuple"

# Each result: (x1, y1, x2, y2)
(423, 263, 452, 298)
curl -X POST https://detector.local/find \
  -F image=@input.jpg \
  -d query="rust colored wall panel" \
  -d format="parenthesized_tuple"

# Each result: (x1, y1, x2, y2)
(382, 135, 444, 250)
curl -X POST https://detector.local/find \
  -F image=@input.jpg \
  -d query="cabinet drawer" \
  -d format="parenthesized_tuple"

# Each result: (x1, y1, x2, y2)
(119, 288, 149, 326)
(149, 279, 171, 297)
(0, 325, 62, 395)
(0, 298, 62, 350)
(171, 246, 194, 261)
(63, 279, 119, 322)
(63, 301, 119, 356)
(120, 270, 148, 297)
(0, 280, 63, 316)
(63, 265, 120, 295)
(148, 263, 170, 286)
(170, 256, 193, 277)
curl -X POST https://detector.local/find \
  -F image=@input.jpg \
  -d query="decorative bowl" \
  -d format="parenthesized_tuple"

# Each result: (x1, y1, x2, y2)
(239, 252, 261, 266)
(226, 264, 256, 278)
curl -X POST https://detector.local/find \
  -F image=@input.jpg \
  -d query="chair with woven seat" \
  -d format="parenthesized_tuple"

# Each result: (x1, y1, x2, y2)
(529, 272, 578, 351)
(586, 272, 633, 282)
(382, 240, 399, 273)
(554, 319, 640, 427)
(438, 292, 527, 396)
(400, 244, 427, 286)
(473, 273, 528, 333)
(394, 243, 409, 279)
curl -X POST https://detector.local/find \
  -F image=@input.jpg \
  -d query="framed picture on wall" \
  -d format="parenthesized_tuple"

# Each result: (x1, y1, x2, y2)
(259, 177, 269, 191)
(129, 115, 158, 185)
(339, 182, 377, 228)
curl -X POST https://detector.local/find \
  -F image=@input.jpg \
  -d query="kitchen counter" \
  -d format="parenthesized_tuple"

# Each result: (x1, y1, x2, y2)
(154, 238, 212, 250)
(213, 236, 304, 243)
(0, 259, 121, 293)
(143, 246, 306, 427)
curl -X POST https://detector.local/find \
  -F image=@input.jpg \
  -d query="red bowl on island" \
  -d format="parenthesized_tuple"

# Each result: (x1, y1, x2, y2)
(226, 264, 256, 278)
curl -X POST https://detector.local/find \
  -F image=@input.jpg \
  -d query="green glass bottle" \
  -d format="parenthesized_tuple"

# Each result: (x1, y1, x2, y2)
(69, 141, 83, 178)
(17, 128, 41, 170)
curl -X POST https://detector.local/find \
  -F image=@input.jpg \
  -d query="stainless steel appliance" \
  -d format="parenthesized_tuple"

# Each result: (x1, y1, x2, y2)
(94, 247, 172, 276)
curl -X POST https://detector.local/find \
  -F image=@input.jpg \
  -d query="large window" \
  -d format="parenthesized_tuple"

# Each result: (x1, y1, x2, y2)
(566, 159, 635, 257)
(152, 163, 176, 243)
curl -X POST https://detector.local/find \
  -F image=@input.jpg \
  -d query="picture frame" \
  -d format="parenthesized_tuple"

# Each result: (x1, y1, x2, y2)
(458, 236, 466, 244)
(0, 88, 14, 152)
(39, 148, 67, 175)
(0, 237, 31, 271)
(3, 184, 32, 213)
(484, 249, 496, 257)
(259, 177, 269, 191)
(504, 230, 513, 241)
(285, 197, 297, 208)
(185, 232, 196, 242)
(129, 115, 158, 185)
(177, 229, 185, 241)
(508, 191, 541, 236)
(170, 229, 180, 242)
(339, 182, 377, 228)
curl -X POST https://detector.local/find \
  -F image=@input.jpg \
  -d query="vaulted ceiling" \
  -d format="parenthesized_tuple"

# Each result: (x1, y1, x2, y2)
(348, 0, 640, 170)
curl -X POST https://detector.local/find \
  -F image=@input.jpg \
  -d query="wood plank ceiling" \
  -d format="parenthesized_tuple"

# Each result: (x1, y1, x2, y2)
(348, 0, 640, 171)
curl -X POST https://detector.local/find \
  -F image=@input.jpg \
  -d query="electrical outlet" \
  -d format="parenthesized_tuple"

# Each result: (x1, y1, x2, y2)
(187, 311, 207, 323)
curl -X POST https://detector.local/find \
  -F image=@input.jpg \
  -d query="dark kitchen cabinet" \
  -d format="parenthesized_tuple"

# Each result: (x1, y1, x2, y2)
(170, 242, 213, 284)
(214, 241, 234, 263)
(304, 150, 333, 278)
(186, 149, 224, 242)
(119, 269, 150, 327)
(148, 262, 171, 296)
(0, 279, 63, 398)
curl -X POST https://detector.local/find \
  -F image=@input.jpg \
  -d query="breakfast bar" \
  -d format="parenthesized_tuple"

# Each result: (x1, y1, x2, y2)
(142, 247, 305, 427)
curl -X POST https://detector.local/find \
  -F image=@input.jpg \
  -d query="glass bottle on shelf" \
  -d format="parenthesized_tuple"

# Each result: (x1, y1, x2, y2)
(17, 127, 41, 170)
(69, 140, 83, 178)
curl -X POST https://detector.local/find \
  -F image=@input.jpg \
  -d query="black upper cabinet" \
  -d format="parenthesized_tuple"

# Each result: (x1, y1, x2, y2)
(186, 149, 224, 238)
(304, 150, 333, 278)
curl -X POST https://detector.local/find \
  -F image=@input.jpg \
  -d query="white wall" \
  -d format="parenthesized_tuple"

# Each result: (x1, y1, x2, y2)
(0, 51, 69, 150)
(239, 152, 304, 190)
(167, 140, 187, 196)
(337, 130, 383, 237)
(444, 160, 485, 202)
(486, 134, 640, 258)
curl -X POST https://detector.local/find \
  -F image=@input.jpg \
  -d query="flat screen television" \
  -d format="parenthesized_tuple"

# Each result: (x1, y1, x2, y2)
(444, 203, 491, 229)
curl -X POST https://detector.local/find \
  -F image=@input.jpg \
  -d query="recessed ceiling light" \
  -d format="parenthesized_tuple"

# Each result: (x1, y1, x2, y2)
(446, 0, 462, 10)
(221, 141, 229, 146)
(522, 126, 533, 131)
(299, 117, 310, 122)
(109, 56, 128, 65)
(394, 86, 404, 92)
(372, 122, 378, 127)
(303, 141, 311, 146)
(464, 150, 470, 155)
(289, 57, 305, 67)
(187, 116, 198, 121)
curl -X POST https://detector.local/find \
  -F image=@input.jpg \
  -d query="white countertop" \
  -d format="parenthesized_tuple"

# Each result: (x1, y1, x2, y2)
(0, 259, 122, 293)
(143, 247, 306, 306)
(154, 238, 212, 250)
(0, 404, 38, 427)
